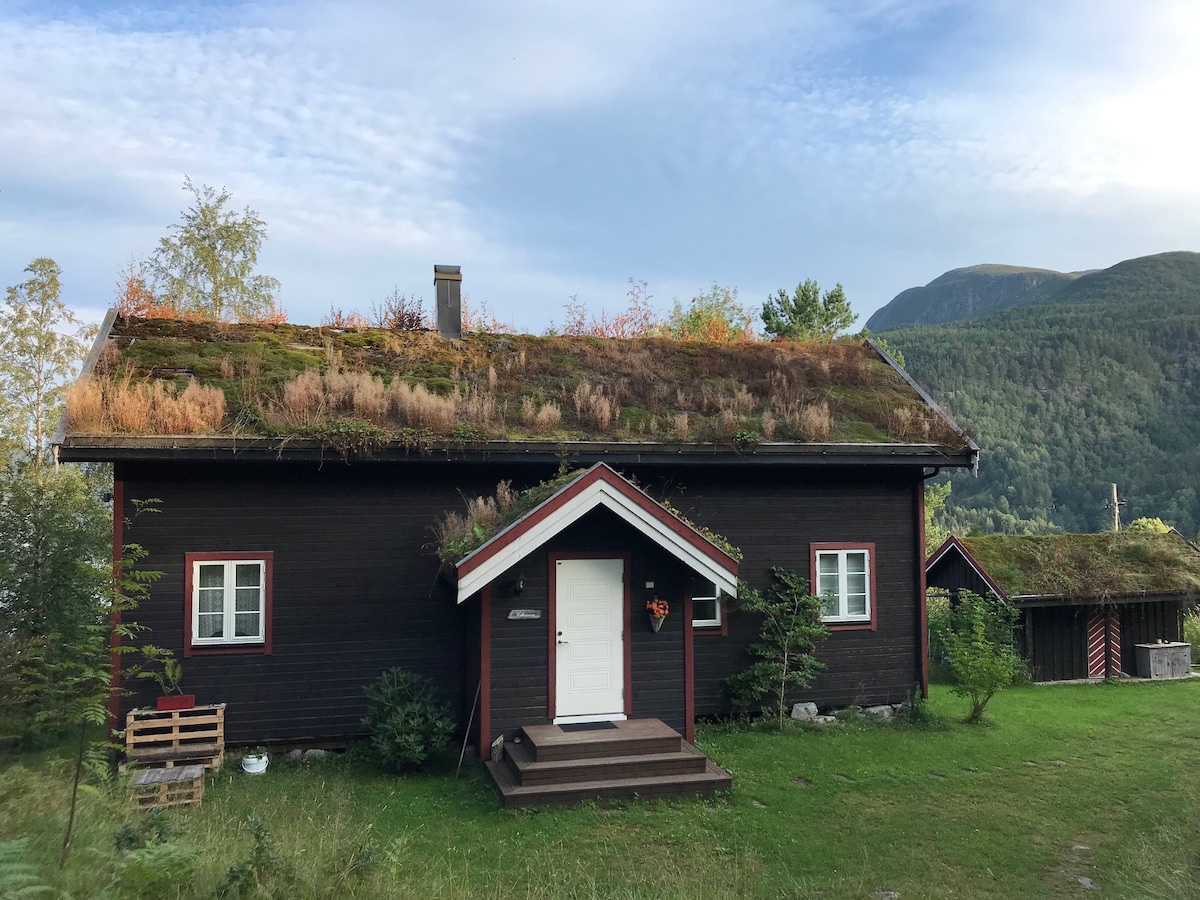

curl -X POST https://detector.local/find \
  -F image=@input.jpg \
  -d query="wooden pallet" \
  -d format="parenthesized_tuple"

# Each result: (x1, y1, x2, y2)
(125, 704, 225, 773)
(128, 764, 205, 809)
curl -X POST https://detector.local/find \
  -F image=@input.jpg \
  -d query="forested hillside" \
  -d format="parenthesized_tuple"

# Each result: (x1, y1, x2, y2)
(881, 252, 1200, 538)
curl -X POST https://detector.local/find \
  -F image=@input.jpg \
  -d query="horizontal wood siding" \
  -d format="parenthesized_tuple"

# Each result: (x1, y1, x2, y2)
(119, 458, 929, 739)
(660, 467, 924, 713)
(488, 559, 550, 742)
(116, 460, 550, 745)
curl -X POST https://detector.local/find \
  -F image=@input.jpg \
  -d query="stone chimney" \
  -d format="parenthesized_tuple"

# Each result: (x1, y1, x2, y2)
(434, 265, 462, 339)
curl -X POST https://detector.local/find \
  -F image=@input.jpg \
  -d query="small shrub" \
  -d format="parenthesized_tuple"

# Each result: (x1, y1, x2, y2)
(727, 569, 830, 731)
(121, 842, 196, 899)
(939, 590, 1023, 723)
(895, 688, 941, 729)
(362, 668, 455, 771)
(1184, 609, 1200, 661)
(216, 817, 294, 899)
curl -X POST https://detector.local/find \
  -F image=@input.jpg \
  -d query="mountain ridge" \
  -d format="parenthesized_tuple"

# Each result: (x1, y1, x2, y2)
(866, 251, 1198, 331)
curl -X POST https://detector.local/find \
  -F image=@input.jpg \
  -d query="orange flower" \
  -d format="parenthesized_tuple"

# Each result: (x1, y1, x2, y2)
(646, 598, 669, 618)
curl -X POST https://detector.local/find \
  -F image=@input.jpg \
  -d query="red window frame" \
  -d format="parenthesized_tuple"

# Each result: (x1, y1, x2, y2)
(184, 552, 274, 657)
(810, 542, 877, 632)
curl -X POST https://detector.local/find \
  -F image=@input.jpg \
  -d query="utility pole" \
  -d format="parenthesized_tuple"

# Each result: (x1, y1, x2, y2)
(1109, 483, 1121, 532)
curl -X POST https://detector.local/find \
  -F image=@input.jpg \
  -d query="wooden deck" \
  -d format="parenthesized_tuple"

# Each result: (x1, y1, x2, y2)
(485, 719, 731, 807)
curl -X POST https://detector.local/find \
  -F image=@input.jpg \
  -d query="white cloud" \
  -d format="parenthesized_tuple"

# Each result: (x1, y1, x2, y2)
(1, 0, 1198, 330)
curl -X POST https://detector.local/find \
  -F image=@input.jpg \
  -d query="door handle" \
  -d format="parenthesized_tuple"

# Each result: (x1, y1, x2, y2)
(557, 640, 569, 645)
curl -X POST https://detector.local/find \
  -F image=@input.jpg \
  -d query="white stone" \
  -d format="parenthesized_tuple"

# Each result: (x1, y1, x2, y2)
(865, 705, 894, 720)
(303, 748, 329, 761)
(790, 702, 819, 721)
(284, 749, 303, 761)
(813, 715, 839, 726)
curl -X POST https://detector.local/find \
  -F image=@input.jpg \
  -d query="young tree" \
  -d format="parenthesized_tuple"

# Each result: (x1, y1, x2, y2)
(1, 258, 94, 456)
(727, 568, 830, 730)
(149, 176, 281, 321)
(940, 591, 1023, 723)
(925, 480, 952, 555)
(661, 283, 756, 342)
(1125, 516, 1172, 534)
(762, 279, 857, 341)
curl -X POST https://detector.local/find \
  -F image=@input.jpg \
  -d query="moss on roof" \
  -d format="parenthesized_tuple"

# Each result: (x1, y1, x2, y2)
(65, 316, 971, 451)
(960, 532, 1200, 600)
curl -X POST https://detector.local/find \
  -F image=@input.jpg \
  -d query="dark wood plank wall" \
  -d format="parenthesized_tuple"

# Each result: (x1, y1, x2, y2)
(1120, 599, 1184, 674)
(116, 459, 547, 744)
(1026, 606, 1087, 681)
(926, 553, 993, 598)
(120, 459, 927, 741)
(657, 467, 924, 713)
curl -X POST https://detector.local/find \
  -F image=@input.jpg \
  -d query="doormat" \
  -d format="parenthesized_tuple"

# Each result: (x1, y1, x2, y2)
(558, 721, 618, 733)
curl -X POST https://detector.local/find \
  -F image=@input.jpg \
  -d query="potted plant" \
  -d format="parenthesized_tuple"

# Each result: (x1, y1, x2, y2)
(138, 645, 195, 711)
(646, 597, 669, 633)
(241, 747, 269, 774)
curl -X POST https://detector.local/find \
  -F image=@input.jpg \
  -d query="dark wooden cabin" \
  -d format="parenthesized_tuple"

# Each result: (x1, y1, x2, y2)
(55, 273, 978, 801)
(926, 533, 1198, 681)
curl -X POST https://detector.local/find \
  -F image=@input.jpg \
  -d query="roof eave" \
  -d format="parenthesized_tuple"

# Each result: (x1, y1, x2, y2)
(56, 435, 979, 468)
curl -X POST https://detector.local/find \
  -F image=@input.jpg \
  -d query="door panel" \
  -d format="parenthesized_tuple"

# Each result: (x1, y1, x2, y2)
(555, 558, 624, 719)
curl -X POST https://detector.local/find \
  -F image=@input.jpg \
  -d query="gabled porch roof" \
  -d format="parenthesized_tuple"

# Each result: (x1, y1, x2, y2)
(454, 462, 739, 603)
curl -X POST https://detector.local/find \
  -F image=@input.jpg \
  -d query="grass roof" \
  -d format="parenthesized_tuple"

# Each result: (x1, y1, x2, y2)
(960, 532, 1200, 600)
(64, 316, 971, 452)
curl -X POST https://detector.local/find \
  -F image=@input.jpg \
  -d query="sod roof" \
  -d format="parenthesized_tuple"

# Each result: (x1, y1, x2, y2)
(958, 532, 1200, 601)
(59, 314, 975, 457)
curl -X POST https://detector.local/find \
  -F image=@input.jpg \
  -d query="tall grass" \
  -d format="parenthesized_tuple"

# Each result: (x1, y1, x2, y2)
(67, 375, 226, 435)
(5, 682, 1200, 898)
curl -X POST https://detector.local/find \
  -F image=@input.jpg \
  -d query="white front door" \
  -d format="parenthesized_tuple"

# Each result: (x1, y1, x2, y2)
(554, 557, 625, 721)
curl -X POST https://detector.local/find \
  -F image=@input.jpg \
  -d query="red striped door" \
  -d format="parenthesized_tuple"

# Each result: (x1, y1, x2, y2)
(1087, 610, 1122, 678)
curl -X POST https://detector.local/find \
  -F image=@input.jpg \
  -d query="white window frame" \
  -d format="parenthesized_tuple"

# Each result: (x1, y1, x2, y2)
(691, 577, 722, 628)
(191, 558, 267, 647)
(814, 547, 872, 624)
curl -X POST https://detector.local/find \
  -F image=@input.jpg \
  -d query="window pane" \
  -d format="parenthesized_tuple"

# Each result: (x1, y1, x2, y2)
(691, 575, 718, 600)
(846, 552, 866, 574)
(235, 587, 260, 612)
(198, 588, 223, 614)
(847, 573, 866, 595)
(234, 612, 260, 637)
(818, 573, 839, 597)
(198, 613, 223, 639)
(820, 595, 839, 618)
(235, 564, 261, 588)
(818, 554, 839, 575)
(199, 564, 224, 589)
(693, 599, 718, 624)
(847, 593, 867, 616)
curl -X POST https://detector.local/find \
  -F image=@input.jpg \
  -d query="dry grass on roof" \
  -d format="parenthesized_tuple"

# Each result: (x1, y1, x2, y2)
(63, 315, 970, 449)
(960, 532, 1200, 601)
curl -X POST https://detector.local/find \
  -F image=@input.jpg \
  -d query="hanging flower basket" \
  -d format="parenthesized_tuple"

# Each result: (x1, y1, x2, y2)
(646, 598, 669, 633)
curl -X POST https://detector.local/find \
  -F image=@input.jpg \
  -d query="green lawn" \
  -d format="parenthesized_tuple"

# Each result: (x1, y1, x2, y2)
(4, 681, 1199, 899)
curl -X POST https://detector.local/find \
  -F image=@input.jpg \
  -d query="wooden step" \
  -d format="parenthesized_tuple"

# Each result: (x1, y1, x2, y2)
(485, 757, 732, 808)
(519, 719, 682, 762)
(503, 738, 709, 786)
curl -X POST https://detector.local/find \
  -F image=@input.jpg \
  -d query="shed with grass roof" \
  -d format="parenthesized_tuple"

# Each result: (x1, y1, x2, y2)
(927, 532, 1199, 681)
(55, 266, 978, 799)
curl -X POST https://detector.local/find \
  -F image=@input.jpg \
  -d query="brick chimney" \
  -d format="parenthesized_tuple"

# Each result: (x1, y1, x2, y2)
(434, 265, 462, 339)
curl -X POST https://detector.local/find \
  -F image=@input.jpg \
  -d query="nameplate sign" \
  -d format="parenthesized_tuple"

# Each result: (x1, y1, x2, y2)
(507, 609, 542, 620)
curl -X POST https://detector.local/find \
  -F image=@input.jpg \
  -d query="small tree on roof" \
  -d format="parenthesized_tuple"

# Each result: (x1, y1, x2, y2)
(762, 279, 857, 342)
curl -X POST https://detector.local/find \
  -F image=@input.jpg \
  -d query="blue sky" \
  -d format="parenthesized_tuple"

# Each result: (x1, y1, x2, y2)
(2, 0, 1198, 331)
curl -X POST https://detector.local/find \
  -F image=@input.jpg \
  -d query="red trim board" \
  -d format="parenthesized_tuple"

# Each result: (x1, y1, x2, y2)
(109, 479, 124, 732)
(917, 481, 929, 698)
(480, 585, 492, 749)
